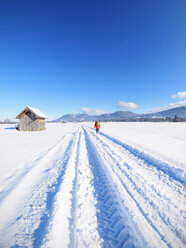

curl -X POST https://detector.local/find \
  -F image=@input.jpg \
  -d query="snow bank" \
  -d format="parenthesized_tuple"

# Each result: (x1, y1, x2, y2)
(0, 123, 78, 181)
(0, 122, 185, 248)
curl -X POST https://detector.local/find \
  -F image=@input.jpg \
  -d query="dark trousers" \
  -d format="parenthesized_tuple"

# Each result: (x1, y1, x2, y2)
(96, 128, 99, 133)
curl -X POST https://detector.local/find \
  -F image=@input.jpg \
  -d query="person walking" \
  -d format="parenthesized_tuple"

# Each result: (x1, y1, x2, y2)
(94, 120, 100, 134)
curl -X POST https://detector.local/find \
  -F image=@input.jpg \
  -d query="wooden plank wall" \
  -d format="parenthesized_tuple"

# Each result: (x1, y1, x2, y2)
(18, 111, 46, 131)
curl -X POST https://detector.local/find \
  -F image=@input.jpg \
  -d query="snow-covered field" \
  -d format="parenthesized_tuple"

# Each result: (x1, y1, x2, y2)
(0, 122, 185, 248)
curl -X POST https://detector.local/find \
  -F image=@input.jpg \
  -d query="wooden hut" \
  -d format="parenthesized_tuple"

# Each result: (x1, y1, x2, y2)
(16, 106, 48, 131)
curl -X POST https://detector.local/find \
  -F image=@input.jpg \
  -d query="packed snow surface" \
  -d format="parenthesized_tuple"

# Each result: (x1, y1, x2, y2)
(0, 122, 185, 248)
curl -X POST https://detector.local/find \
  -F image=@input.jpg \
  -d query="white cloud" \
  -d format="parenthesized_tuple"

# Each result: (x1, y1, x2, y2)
(145, 100, 186, 114)
(82, 107, 110, 115)
(117, 101, 139, 111)
(172, 91, 186, 99)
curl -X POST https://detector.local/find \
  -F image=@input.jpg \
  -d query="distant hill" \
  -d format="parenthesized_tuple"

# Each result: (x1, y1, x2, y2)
(144, 106, 186, 119)
(54, 111, 139, 122)
(53, 106, 186, 122)
(55, 114, 91, 122)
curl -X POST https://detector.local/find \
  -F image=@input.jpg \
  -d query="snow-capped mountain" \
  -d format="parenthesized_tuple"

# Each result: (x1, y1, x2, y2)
(144, 106, 186, 119)
(54, 106, 186, 122)
(54, 111, 139, 122)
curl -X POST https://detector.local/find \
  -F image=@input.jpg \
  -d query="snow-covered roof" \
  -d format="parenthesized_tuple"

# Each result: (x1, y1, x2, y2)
(16, 106, 48, 119)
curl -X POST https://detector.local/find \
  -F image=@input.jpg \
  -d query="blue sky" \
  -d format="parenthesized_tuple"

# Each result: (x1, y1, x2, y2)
(0, 0, 186, 120)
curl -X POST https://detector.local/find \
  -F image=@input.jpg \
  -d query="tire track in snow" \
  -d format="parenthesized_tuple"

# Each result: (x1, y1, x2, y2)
(100, 129, 186, 186)
(0, 133, 73, 203)
(84, 127, 145, 248)
(84, 126, 185, 248)
(42, 126, 102, 248)
(41, 129, 81, 248)
(0, 132, 76, 248)
(95, 130, 186, 247)
(72, 127, 102, 247)
(0, 124, 185, 248)
(33, 133, 76, 248)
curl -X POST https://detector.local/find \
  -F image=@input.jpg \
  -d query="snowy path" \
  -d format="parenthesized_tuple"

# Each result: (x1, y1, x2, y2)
(0, 124, 185, 248)
(84, 125, 185, 248)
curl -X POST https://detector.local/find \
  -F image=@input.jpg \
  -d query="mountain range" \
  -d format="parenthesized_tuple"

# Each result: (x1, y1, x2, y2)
(54, 106, 186, 122)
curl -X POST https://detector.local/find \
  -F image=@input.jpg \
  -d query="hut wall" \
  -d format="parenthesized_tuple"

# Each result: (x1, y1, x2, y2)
(18, 111, 46, 131)
(37, 118, 46, 130)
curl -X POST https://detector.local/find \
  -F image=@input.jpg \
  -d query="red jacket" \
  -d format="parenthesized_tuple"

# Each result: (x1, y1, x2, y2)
(94, 122, 100, 129)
